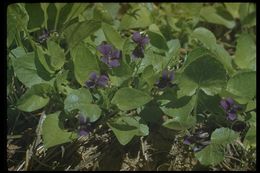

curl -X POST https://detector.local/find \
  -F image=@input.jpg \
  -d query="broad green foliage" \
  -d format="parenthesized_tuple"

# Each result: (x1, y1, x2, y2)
(46, 40, 65, 71)
(111, 87, 153, 111)
(107, 116, 149, 145)
(11, 51, 52, 88)
(119, 6, 153, 30)
(17, 83, 53, 112)
(192, 27, 234, 74)
(195, 144, 224, 166)
(178, 55, 226, 97)
(244, 112, 256, 148)
(71, 43, 100, 86)
(42, 112, 78, 149)
(102, 23, 124, 50)
(234, 33, 256, 70)
(195, 127, 238, 166)
(7, 3, 256, 168)
(200, 6, 235, 29)
(64, 88, 101, 122)
(147, 24, 168, 51)
(64, 20, 101, 49)
(211, 127, 239, 145)
(226, 71, 256, 101)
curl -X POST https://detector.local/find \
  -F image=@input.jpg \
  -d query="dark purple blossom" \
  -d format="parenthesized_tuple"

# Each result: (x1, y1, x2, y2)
(155, 69, 175, 89)
(131, 32, 149, 59)
(85, 72, 109, 89)
(220, 97, 241, 121)
(183, 130, 210, 152)
(97, 42, 122, 68)
(78, 114, 91, 137)
(38, 29, 50, 43)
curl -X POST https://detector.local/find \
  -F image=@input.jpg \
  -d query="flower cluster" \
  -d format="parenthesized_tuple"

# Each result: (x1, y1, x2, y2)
(97, 42, 122, 68)
(155, 69, 175, 89)
(183, 130, 210, 152)
(220, 97, 241, 121)
(85, 72, 109, 89)
(78, 114, 91, 136)
(131, 32, 149, 59)
(38, 29, 50, 43)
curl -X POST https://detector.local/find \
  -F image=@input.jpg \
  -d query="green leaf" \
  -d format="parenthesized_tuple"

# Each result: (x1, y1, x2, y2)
(12, 52, 50, 88)
(64, 3, 87, 24)
(93, 4, 113, 24)
(147, 24, 168, 51)
(119, 6, 153, 30)
(17, 83, 52, 112)
(71, 43, 99, 86)
(64, 20, 101, 49)
(42, 111, 77, 149)
(166, 39, 181, 63)
(102, 3, 120, 19)
(64, 88, 92, 110)
(160, 96, 195, 118)
(224, 3, 240, 18)
(107, 116, 149, 145)
(141, 65, 159, 90)
(191, 28, 234, 75)
(212, 44, 235, 75)
(111, 87, 153, 111)
(162, 114, 196, 131)
(244, 112, 256, 148)
(109, 61, 133, 87)
(7, 8, 17, 47)
(8, 3, 29, 30)
(234, 33, 256, 70)
(54, 3, 66, 11)
(244, 125, 256, 148)
(192, 27, 216, 49)
(47, 40, 65, 71)
(102, 22, 124, 50)
(245, 100, 256, 112)
(35, 45, 55, 74)
(200, 6, 235, 29)
(64, 88, 101, 122)
(178, 55, 227, 97)
(25, 3, 44, 31)
(195, 144, 224, 166)
(211, 127, 239, 146)
(40, 3, 49, 28)
(226, 71, 256, 100)
(140, 101, 164, 124)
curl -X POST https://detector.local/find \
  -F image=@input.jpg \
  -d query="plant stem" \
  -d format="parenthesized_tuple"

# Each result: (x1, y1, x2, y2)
(54, 9, 60, 31)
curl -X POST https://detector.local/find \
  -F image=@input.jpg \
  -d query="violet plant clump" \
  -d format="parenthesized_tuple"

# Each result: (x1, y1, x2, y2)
(78, 114, 91, 137)
(220, 97, 241, 121)
(131, 32, 149, 59)
(183, 130, 211, 152)
(97, 42, 122, 68)
(85, 72, 109, 89)
(155, 69, 175, 89)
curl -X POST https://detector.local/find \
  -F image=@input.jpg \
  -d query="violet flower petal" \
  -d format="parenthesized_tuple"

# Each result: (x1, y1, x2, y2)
(97, 75, 109, 87)
(227, 112, 237, 121)
(97, 43, 113, 55)
(132, 32, 142, 43)
(220, 100, 229, 110)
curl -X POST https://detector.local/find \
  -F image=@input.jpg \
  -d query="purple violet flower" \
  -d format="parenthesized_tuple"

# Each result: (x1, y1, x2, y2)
(97, 42, 122, 68)
(131, 32, 149, 59)
(155, 69, 174, 89)
(38, 29, 50, 43)
(78, 114, 91, 137)
(85, 72, 109, 89)
(220, 97, 241, 121)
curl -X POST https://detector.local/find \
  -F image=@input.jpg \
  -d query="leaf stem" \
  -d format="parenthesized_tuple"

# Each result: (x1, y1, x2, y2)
(54, 9, 61, 31)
